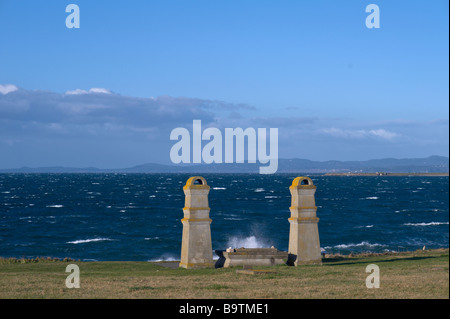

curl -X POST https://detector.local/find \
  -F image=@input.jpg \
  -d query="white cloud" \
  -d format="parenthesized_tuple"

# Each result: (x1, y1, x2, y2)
(0, 84, 18, 95)
(65, 89, 88, 95)
(65, 87, 112, 95)
(321, 128, 399, 140)
(368, 129, 398, 140)
(321, 128, 367, 139)
(89, 88, 112, 94)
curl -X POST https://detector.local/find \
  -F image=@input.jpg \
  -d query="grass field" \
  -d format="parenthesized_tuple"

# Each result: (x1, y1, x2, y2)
(0, 248, 448, 299)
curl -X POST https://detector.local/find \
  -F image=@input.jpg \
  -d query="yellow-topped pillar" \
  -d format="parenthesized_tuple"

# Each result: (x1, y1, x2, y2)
(179, 176, 214, 269)
(288, 177, 322, 265)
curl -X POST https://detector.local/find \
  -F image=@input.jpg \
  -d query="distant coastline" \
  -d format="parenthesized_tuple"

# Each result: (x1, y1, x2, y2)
(0, 155, 448, 174)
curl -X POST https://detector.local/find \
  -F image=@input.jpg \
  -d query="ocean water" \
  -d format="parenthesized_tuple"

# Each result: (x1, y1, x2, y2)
(0, 173, 448, 261)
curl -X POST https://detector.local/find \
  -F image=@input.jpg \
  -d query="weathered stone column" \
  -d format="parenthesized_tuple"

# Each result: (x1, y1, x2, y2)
(288, 176, 322, 265)
(179, 176, 214, 269)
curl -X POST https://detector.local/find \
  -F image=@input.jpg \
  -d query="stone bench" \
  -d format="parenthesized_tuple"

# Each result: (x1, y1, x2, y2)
(222, 247, 289, 268)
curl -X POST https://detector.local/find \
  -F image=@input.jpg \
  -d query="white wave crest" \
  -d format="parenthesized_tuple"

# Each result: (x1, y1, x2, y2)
(329, 241, 385, 249)
(67, 238, 113, 244)
(403, 222, 449, 227)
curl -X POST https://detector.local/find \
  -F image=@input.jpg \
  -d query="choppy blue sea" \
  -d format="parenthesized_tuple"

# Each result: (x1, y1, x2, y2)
(0, 174, 448, 261)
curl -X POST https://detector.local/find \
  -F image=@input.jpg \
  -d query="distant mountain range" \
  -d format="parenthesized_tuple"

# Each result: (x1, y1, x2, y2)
(0, 156, 448, 174)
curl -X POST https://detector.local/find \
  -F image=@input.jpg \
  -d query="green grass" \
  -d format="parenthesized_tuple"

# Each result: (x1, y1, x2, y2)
(0, 249, 448, 299)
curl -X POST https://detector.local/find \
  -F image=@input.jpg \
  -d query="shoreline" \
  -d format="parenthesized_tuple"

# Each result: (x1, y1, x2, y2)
(1, 247, 448, 264)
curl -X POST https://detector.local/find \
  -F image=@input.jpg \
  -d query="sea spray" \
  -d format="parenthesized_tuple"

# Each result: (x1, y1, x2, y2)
(148, 254, 179, 262)
(226, 235, 271, 249)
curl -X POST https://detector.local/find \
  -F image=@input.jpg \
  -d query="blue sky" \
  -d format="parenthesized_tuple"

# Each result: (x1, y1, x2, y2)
(0, 0, 448, 168)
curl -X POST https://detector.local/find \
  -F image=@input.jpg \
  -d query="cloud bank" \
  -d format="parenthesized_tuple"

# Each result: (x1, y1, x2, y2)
(0, 85, 447, 168)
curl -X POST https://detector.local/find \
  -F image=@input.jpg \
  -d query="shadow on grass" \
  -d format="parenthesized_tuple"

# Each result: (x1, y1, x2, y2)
(323, 255, 439, 266)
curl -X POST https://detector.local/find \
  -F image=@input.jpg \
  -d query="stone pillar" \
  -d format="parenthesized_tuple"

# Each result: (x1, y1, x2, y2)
(288, 176, 322, 265)
(179, 176, 214, 269)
